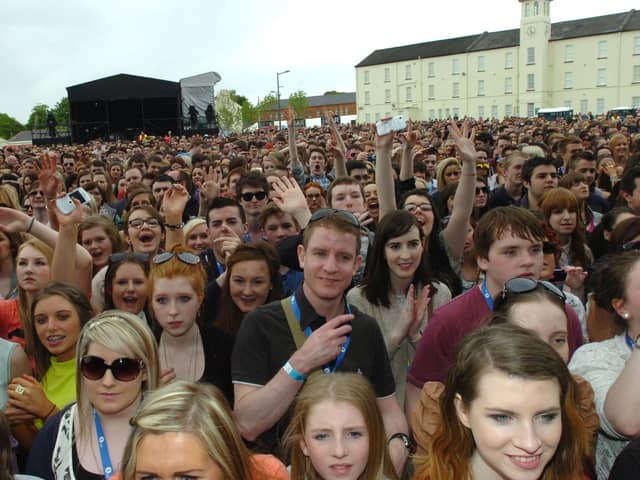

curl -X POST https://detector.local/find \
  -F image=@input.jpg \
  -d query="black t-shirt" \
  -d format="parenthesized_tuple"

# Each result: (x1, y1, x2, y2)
(231, 286, 396, 456)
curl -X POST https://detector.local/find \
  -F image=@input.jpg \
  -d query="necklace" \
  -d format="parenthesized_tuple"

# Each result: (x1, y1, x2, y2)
(160, 325, 201, 381)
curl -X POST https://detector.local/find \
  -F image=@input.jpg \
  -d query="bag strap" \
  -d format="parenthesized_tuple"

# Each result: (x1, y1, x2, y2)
(281, 296, 321, 382)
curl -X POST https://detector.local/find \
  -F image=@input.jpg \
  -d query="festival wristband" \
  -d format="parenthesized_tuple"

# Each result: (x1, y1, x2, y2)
(283, 361, 306, 382)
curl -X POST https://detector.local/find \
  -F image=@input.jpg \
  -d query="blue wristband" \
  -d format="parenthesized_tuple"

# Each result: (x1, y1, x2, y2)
(283, 361, 307, 382)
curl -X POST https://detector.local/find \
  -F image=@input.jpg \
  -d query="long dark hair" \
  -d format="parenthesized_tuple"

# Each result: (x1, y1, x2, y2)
(360, 210, 436, 308)
(400, 189, 462, 296)
(104, 253, 150, 312)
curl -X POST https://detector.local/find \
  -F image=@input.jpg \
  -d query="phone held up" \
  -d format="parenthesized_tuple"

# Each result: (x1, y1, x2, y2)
(376, 115, 407, 136)
(56, 187, 92, 215)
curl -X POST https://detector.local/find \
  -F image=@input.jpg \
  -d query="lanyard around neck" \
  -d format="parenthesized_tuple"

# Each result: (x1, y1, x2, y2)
(93, 409, 114, 480)
(290, 295, 351, 374)
(480, 281, 494, 311)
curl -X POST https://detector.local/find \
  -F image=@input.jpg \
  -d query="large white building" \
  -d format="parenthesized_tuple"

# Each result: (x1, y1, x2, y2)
(355, 1, 640, 122)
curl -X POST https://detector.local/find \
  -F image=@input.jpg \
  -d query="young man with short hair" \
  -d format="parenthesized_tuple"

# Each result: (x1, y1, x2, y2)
(488, 151, 527, 208)
(567, 150, 609, 213)
(521, 156, 558, 211)
(405, 207, 585, 419)
(619, 166, 640, 214)
(232, 212, 409, 473)
(237, 171, 270, 242)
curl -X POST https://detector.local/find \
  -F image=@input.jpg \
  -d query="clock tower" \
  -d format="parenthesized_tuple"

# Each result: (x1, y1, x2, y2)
(519, 0, 552, 115)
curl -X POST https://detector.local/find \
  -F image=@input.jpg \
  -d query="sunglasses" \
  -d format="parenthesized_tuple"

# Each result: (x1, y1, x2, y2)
(109, 252, 149, 264)
(622, 240, 640, 252)
(501, 277, 566, 303)
(403, 203, 433, 213)
(241, 191, 267, 202)
(309, 208, 360, 228)
(153, 251, 200, 265)
(352, 174, 370, 182)
(128, 218, 161, 229)
(475, 186, 488, 195)
(29, 190, 45, 197)
(80, 355, 143, 382)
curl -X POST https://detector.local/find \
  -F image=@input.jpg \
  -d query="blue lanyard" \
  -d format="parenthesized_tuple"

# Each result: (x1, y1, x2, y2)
(215, 259, 225, 275)
(626, 332, 636, 350)
(290, 295, 351, 374)
(93, 409, 114, 480)
(480, 282, 494, 311)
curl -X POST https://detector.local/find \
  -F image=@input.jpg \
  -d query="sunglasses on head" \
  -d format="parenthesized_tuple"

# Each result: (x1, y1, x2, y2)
(153, 251, 200, 265)
(109, 252, 149, 264)
(80, 355, 143, 382)
(241, 191, 267, 202)
(501, 277, 566, 303)
(309, 208, 360, 228)
(622, 240, 640, 252)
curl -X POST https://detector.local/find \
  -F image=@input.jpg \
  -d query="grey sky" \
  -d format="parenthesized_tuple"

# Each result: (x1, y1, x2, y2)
(1, 0, 637, 124)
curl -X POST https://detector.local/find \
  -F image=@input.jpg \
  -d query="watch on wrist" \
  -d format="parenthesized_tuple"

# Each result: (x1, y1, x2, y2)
(388, 432, 414, 454)
(165, 222, 185, 230)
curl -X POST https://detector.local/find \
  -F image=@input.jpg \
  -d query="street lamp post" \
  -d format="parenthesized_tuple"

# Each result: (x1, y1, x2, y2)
(276, 70, 290, 130)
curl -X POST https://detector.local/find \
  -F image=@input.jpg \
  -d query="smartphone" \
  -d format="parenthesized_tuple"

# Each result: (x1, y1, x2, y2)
(376, 115, 407, 136)
(551, 268, 567, 283)
(56, 187, 92, 215)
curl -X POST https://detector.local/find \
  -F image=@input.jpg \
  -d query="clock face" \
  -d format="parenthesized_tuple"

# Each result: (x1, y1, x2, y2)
(527, 25, 536, 36)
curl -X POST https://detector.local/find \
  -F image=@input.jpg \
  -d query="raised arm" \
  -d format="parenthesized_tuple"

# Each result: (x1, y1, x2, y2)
(326, 111, 348, 178)
(270, 176, 311, 229)
(50, 198, 93, 298)
(375, 129, 397, 219)
(399, 120, 417, 181)
(36, 152, 62, 231)
(441, 119, 477, 262)
(198, 167, 223, 217)
(162, 184, 190, 249)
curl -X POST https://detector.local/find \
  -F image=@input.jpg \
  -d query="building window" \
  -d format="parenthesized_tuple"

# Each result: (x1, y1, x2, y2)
(504, 77, 513, 94)
(477, 56, 485, 72)
(580, 99, 588, 114)
(505, 52, 513, 69)
(527, 73, 535, 91)
(452, 82, 460, 98)
(445, 108, 450, 118)
(527, 102, 535, 117)
(364, 91, 370, 105)
(478, 106, 485, 118)
(596, 98, 605, 115)
(525, 3, 531, 17)
(505, 104, 513, 117)
(452, 58, 460, 75)
(527, 47, 535, 65)
(564, 72, 573, 89)
(365, 113, 371, 123)
(405, 64, 412, 80)
(438, 108, 443, 119)
(635, 36, 640, 55)
(633, 96, 640, 108)
(428, 62, 435, 77)
(565, 44, 574, 62)
(564, 100, 572, 108)
(428, 109, 435, 119)
(384, 67, 390, 83)
(533, 1, 539, 15)
(385, 89, 391, 103)
(364, 70, 370, 84)
(598, 40, 608, 59)
(633, 65, 640, 83)
(597, 68, 606, 86)
(477, 80, 485, 96)
(375, 112, 381, 121)
(491, 105, 498, 119)
(452, 107, 460, 118)
(406, 86, 412, 102)
(428, 84, 435, 99)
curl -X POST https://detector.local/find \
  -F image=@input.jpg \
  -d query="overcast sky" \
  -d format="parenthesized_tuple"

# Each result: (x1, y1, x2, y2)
(1, 0, 637, 124)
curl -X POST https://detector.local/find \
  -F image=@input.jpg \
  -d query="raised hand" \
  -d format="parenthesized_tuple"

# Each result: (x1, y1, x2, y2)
(162, 184, 189, 219)
(213, 224, 243, 259)
(52, 196, 84, 227)
(447, 119, 477, 163)
(35, 151, 61, 199)
(391, 284, 432, 348)
(400, 119, 418, 149)
(270, 176, 309, 217)
(0, 207, 31, 233)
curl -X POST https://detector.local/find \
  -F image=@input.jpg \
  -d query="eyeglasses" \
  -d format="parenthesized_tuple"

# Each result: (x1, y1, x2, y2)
(542, 241, 557, 255)
(309, 208, 360, 228)
(475, 186, 488, 195)
(128, 218, 161, 229)
(241, 191, 267, 202)
(403, 203, 432, 213)
(622, 240, 640, 252)
(109, 252, 149, 264)
(80, 355, 143, 382)
(153, 251, 200, 265)
(501, 277, 566, 303)
(352, 174, 370, 182)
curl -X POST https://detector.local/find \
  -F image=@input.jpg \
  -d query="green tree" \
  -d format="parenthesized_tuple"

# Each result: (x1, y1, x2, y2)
(53, 97, 69, 128)
(241, 101, 258, 127)
(255, 93, 278, 123)
(27, 104, 50, 129)
(0, 113, 24, 139)
(288, 90, 309, 119)
(215, 90, 242, 133)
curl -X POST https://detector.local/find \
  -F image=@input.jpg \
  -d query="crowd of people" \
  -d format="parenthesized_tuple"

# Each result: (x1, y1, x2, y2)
(0, 109, 638, 479)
